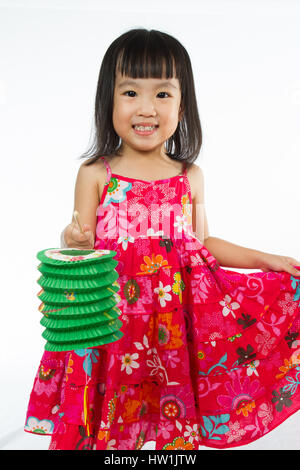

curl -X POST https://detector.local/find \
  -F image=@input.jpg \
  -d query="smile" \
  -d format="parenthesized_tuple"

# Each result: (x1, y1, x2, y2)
(132, 125, 158, 135)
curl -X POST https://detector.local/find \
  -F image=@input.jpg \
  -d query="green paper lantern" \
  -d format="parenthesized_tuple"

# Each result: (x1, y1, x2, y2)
(38, 296, 120, 318)
(36, 248, 123, 351)
(37, 268, 119, 291)
(40, 306, 121, 329)
(37, 248, 116, 266)
(38, 258, 118, 278)
(44, 330, 124, 352)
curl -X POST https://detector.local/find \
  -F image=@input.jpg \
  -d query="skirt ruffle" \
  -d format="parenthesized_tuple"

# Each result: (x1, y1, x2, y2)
(24, 234, 300, 449)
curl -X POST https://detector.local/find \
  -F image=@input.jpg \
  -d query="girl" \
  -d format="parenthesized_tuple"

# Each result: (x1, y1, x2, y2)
(25, 28, 300, 450)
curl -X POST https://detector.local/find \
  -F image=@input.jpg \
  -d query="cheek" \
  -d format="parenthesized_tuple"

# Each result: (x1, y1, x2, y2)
(161, 102, 181, 121)
(163, 109, 181, 132)
(113, 100, 131, 121)
(112, 108, 131, 137)
(112, 103, 125, 129)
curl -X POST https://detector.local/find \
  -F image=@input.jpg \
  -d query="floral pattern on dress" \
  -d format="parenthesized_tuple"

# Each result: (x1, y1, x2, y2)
(24, 156, 300, 450)
(104, 178, 132, 206)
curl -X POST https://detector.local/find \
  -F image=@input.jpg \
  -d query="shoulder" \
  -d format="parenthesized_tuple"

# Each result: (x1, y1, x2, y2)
(77, 157, 101, 183)
(79, 156, 112, 200)
(186, 162, 204, 179)
(76, 158, 103, 199)
(185, 162, 204, 201)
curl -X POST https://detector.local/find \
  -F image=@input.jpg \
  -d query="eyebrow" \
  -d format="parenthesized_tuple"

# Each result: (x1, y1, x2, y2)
(117, 79, 178, 90)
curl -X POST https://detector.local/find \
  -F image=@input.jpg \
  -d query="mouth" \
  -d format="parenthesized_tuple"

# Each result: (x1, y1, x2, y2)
(132, 125, 159, 136)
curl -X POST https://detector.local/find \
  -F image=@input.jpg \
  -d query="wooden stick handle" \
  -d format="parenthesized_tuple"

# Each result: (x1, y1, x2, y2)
(73, 210, 84, 233)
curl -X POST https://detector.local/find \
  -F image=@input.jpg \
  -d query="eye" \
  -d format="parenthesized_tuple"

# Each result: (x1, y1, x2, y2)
(157, 92, 170, 98)
(124, 91, 136, 97)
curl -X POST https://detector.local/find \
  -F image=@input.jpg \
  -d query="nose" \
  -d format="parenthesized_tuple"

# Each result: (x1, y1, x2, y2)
(136, 97, 157, 117)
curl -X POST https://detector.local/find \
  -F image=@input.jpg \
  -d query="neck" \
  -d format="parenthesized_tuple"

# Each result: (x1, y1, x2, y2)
(117, 143, 170, 165)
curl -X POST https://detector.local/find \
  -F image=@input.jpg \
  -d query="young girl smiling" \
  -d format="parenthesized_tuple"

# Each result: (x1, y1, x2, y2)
(25, 28, 300, 450)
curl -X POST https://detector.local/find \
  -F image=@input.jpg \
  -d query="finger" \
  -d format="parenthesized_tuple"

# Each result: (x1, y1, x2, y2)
(79, 233, 94, 246)
(79, 231, 94, 246)
(70, 223, 81, 239)
(72, 226, 90, 241)
(80, 243, 94, 250)
(83, 229, 94, 241)
(286, 263, 300, 276)
(86, 233, 95, 247)
(286, 257, 300, 267)
(71, 231, 85, 243)
(287, 258, 300, 273)
(68, 224, 94, 248)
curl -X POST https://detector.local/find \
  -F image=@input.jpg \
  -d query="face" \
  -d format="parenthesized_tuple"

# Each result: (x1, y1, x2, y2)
(113, 70, 183, 158)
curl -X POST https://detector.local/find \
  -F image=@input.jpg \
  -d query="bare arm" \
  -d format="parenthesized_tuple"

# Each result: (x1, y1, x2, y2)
(188, 164, 210, 244)
(61, 160, 101, 248)
(204, 237, 264, 269)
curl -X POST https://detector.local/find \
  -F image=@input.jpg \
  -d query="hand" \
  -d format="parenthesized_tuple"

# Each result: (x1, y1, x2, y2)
(259, 252, 300, 277)
(63, 222, 95, 249)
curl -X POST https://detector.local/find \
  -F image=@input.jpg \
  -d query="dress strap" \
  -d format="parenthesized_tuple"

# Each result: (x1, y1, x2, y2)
(181, 160, 188, 177)
(99, 156, 112, 184)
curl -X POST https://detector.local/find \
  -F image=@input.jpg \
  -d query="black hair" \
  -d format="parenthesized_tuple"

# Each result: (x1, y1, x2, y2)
(79, 28, 202, 167)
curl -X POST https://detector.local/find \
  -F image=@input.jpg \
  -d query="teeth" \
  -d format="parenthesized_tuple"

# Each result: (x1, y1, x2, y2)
(134, 125, 156, 131)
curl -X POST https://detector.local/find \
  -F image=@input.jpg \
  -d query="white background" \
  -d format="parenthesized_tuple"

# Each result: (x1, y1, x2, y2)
(0, 0, 300, 450)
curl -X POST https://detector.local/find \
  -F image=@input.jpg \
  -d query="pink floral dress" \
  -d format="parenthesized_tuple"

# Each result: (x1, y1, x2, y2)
(24, 156, 300, 450)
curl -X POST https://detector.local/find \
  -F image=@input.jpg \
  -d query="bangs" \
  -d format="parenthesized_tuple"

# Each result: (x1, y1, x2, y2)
(115, 32, 181, 81)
